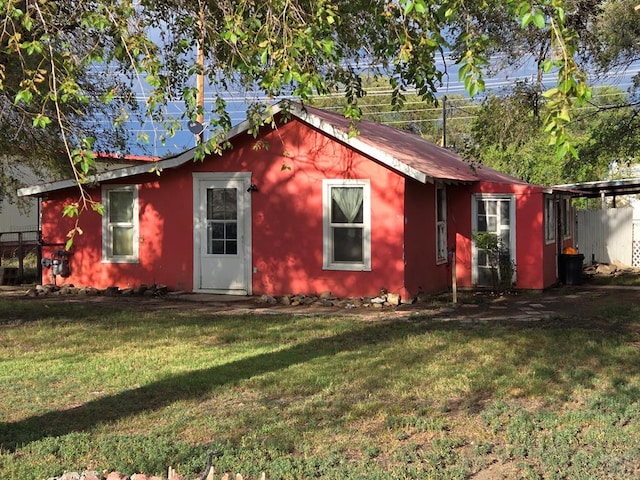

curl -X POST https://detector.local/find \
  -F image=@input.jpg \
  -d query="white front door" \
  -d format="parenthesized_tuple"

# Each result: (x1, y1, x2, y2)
(472, 195, 516, 286)
(193, 173, 251, 294)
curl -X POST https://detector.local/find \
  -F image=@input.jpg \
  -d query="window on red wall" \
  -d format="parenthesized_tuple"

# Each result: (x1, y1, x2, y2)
(322, 179, 371, 271)
(102, 185, 139, 263)
(436, 184, 447, 263)
(561, 197, 571, 238)
(544, 196, 555, 244)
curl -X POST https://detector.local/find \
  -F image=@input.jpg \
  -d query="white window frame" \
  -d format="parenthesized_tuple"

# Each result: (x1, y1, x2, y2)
(544, 195, 555, 244)
(322, 179, 371, 271)
(102, 185, 139, 263)
(436, 184, 447, 264)
(471, 194, 516, 285)
(561, 197, 571, 239)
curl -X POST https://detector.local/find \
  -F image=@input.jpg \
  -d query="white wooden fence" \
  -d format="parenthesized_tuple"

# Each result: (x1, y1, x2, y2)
(575, 207, 634, 266)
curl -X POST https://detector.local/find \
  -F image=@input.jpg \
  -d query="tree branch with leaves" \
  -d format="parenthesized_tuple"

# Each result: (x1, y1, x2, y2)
(5, 0, 630, 248)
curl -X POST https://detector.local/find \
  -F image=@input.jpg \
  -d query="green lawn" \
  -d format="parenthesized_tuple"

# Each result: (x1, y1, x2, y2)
(1, 296, 640, 479)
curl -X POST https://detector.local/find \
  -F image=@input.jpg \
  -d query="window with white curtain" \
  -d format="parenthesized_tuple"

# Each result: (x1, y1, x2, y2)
(323, 179, 371, 270)
(102, 185, 139, 263)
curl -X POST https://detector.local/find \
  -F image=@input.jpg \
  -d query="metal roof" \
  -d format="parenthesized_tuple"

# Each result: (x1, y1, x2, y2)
(19, 102, 529, 197)
(300, 105, 528, 185)
(553, 177, 640, 198)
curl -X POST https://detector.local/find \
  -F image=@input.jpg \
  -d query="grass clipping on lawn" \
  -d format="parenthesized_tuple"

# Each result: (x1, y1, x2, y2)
(0, 292, 640, 479)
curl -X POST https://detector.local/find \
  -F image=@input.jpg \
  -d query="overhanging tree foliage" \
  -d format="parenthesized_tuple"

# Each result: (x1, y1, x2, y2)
(0, 0, 138, 189)
(3, 0, 634, 243)
(466, 84, 640, 186)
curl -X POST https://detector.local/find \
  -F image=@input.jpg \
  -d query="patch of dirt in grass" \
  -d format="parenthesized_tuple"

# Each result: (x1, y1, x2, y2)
(2, 284, 640, 326)
(468, 459, 520, 479)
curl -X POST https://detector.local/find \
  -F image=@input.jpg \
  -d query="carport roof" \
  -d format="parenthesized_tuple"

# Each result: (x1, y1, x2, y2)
(554, 177, 640, 198)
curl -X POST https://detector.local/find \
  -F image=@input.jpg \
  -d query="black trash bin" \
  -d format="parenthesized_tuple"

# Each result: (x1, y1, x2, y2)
(558, 253, 585, 285)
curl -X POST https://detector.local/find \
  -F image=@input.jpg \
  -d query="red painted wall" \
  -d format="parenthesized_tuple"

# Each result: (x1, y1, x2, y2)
(39, 117, 568, 297)
(41, 118, 409, 297)
(41, 168, 195, 290)
(403, 180, 450, 296)
(211, 120, 407, 297)
(448, 182, 560, 291)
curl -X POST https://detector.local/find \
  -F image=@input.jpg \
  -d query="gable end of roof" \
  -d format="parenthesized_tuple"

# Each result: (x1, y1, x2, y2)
(289, 105, 429, 184)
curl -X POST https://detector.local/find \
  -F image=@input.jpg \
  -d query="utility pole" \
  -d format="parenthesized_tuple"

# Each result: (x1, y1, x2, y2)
(196, 0, 206, 144)
(441, 95, 447, 148)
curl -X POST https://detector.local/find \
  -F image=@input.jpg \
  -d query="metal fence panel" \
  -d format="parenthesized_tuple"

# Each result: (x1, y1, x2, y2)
(576, 208, 633, 265)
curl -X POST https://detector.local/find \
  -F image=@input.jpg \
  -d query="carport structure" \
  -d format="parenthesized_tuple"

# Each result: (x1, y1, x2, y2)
(555, 177, 640, 207)
(554, 177, 640, 267)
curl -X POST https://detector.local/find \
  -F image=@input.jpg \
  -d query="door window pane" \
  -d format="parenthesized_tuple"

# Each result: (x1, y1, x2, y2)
(500, 201, 510, 225)
(211, 223, 224, 240)
(207, 188, 237, 220)
(226, 223, 237, 240)
(211, 240, 225, 254)
(206, 187, 238, 255)
(226, 240, 237, 255)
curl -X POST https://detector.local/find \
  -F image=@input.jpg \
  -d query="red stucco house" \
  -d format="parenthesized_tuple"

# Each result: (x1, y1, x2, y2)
(19, 103, 574, 298)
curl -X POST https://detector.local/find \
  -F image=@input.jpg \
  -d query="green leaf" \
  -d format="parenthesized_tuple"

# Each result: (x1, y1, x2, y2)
(32, 114, 52, 128)
(541, 59, 554, 73)
(403, 1, 415, 15)
(556, 6, 566, 23)
(558, 107, 571, 122)
(532, 10, 545, 29)
(14, 89, 33, 105)
(91, 203, 105, 215)
(516, 1, 531, 18)
(21, 15, 33, 31)
(62, 204, 79, 218)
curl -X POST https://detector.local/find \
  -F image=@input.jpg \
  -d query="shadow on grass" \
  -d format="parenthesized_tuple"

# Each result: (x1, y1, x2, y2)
(0, 318, 433, 450)
(1, 307, 639, 451)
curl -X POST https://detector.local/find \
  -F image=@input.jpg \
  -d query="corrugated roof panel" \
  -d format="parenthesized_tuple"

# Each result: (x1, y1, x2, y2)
(300, 105, 527, 185)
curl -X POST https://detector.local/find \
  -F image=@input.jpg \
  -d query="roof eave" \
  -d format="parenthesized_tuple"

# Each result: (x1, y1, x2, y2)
(18, 110, 272, 198)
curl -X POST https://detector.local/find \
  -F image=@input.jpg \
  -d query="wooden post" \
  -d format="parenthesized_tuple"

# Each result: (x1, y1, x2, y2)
(441, 95, 447, 148)
(451, 248, 457, 304)
(196, 0, 206, 144)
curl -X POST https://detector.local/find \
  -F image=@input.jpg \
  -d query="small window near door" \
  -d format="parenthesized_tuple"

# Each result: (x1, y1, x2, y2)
(102, 185, 139, 263)
(323, 179, 371, 271)
(544, 196, 555, 244)
(436, 185, 447, 263)
(561, 197, 571, 238)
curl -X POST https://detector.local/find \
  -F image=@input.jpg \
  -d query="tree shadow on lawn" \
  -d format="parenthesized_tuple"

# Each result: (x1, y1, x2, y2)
(1, 315, 637, 451)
